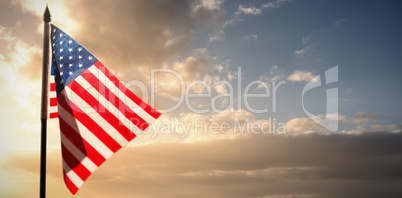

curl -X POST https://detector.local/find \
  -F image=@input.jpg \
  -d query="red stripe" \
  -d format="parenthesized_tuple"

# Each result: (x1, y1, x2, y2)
(61, 144, 91, 181)
(58, 92, 106, 166)
(49, 112, 58, 119)
(80, 70, 149, 132)
(66, 81, 127, 152)
(50, 83, 56, 91)
(69, 101, 122, 153)
(50, 97, 57, 106)
(63, 171, 79, 195)
(94, 61, 161, 119)
(59, 116, 105, 166)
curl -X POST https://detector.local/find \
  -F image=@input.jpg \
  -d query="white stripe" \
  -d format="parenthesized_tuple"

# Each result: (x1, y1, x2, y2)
(60, 132, 98, 173)
(49, 105, 58, 113)
(63, 160, 84, 189)
(57, 92, 114, 159)
(49, 71, 57, 117)
(49, 75, 55, 82)
(65, 82, 129, 146)
(74, 74, 140, 135)
(49, 90, 57, 99)
(88, 66, 156, 124)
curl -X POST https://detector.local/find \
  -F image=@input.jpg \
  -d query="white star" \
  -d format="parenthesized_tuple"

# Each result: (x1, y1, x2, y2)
(69, 71, 73, 76)
(88, 56, 92, 60)
(78, 55, 82, 59)
(52, 43, 55, 47)
(59, 56, 63, 60)
(60, 41, 63, 45)
(68, 48, 72, 52)
(60, 71, 63, 75)
(53, 29, 56, 33)
(59, 33, 63, 37)
(53, 51, 55, 54)
(78, 63, 83, 68)
(69, 56, 73, 60)
(69, 63, 72, 67)
(59, 49, 63, 52)
(52, 36, 55, 40)
(78, 47, 82, 52)
(68, 40, 72, 44)
(60, 64, 63, 68)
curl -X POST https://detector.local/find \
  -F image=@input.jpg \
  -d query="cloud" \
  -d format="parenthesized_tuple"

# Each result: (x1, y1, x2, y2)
(344, 113, 375, 125)
(341, 125, 368, 135)
(262, 0, 291, 9)
(0, 25, 43, 113)
(236, 5, 262, 15)
(14, 0, 224, 78)
(254, 65, 286, 89)
(153, 55, 217, 100)
(135, 108, 284, 143)
(214, 83, 228, 94)
(2, 132, 402, 197)
(286, 113, 377, 134)
(0, 17, 54, 154)
(287, 70, 316, 82)
(294, 48, 306, 55)
(294, 44, 313, 55)
(209, 34, 225, 41)
(0, 0, 234, 155)
(5, 0, 229, 106)
(213, 0, 291, 42)
(236, 0, 291, 16)
(193, 0, 225, 11)
(192, 48, 208, 55)
(371, 124, 402, 132)
(286, 117, 321, 133)
(171, 56, 217, 82)
(151, 54, 234, 103)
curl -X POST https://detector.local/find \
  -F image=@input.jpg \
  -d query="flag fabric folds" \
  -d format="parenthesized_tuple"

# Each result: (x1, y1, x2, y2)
(50, 24, 161, 194)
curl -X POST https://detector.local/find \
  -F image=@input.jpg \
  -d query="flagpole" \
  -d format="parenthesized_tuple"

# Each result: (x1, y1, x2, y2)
(40, 5, 51, 198)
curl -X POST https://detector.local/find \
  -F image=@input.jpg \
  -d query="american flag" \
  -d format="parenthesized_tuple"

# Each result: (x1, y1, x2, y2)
(50, 24, 161, 194)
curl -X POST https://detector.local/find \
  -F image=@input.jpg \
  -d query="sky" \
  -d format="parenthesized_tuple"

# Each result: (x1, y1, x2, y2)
(0, 0, 402, 197)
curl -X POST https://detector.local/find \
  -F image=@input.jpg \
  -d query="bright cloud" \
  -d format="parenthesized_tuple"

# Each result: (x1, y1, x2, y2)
(237, 5, 262, 15)
(294, 48, 305, 55)
(286, 117, 321, 133)
(287, 70, 316, 82)
(193, 0, 225, 11)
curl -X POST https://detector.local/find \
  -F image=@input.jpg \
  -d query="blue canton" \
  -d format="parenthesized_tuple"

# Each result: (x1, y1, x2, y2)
(51, 24, 98, 97)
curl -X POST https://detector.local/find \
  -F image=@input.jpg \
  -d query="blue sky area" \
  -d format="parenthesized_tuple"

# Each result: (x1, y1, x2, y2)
(185, 0, 402, 129)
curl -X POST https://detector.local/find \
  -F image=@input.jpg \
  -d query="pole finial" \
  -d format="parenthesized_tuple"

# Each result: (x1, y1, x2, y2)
(44, 5, 51, 22)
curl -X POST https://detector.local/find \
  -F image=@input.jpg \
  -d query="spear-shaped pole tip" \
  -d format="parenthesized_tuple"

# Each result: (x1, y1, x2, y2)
(44, 5, 51, 22)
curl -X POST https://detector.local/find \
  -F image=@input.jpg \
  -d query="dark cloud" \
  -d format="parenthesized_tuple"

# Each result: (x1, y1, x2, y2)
(2, 0, 224, 82)
(0, 1, 45, 81)
(3, 132, 402, 197)
(0, 0, 41, 46)
(58, 0, 223, 77)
